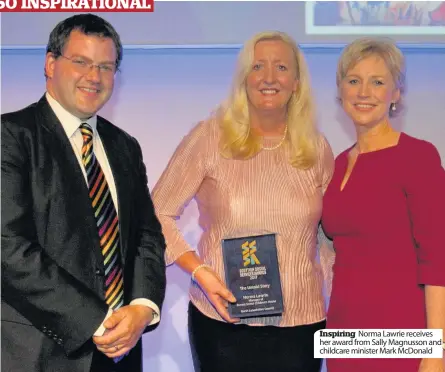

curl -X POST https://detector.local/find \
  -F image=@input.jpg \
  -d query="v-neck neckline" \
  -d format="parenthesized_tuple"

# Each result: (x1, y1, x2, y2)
(339, 132, 405, 192)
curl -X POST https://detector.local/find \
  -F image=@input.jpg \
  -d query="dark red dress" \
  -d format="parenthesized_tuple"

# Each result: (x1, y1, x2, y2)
(322, 133, 445, 372)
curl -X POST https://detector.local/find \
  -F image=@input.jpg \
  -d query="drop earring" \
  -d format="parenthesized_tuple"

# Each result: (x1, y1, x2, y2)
(391, 102, 396, 111)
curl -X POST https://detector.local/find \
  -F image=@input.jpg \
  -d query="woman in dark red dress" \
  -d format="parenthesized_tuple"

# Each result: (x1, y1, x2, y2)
(322, 38, 445, 372)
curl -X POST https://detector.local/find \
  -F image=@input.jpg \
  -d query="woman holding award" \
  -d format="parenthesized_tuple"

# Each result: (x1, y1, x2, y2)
(152, 31, 334, 372)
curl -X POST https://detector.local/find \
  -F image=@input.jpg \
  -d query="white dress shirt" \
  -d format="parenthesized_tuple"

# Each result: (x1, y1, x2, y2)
(46, 93, 160, 335)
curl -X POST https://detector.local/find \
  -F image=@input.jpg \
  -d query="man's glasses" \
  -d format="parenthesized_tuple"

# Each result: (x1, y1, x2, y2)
(60, 55, 117, 76)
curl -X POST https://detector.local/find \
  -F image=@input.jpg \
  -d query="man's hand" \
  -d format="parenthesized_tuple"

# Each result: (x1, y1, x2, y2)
(93, 305, 153, 358)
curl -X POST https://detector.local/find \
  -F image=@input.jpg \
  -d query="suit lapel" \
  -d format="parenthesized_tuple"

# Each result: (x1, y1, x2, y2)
(35, 96, 105, 268)
(97, 119, 131, 264)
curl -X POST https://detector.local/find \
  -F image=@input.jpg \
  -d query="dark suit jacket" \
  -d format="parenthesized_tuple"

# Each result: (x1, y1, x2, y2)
(1, 96, 167, 372)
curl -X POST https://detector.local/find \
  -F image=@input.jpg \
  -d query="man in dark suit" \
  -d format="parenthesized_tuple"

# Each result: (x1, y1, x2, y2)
(1, 14, 166, 372)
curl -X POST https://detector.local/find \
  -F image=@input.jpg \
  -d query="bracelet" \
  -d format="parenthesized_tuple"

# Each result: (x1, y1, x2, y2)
(191, 264, 210, 281)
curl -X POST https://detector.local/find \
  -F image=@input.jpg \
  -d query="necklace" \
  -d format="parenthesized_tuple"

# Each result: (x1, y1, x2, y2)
(261, 125, 288, 151)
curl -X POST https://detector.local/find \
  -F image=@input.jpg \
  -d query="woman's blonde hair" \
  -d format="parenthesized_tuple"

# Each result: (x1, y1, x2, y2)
(217, 30, 319, 169)
(336, 37, 406, 116)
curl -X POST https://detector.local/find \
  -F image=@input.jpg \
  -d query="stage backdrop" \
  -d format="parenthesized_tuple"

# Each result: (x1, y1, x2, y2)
(1, 7, 445, 372)
(1, 1, 445, 47)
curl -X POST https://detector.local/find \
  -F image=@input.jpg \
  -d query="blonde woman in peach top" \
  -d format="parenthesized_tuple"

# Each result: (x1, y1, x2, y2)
(152, 31, 334, 372)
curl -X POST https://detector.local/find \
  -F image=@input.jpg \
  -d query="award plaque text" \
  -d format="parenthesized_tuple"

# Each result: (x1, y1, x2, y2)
(222, 233, 283, 318)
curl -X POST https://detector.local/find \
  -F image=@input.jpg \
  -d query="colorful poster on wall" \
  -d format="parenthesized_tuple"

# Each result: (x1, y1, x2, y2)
(306, 1, 445, 35)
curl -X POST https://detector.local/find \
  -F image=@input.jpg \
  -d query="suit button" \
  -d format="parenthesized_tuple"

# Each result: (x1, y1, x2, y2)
(95, 268, 103, 275)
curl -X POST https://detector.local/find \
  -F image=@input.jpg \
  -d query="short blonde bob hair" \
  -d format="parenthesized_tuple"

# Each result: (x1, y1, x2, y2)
(337, 37, 406, 116)
(216, 30, 319, 169)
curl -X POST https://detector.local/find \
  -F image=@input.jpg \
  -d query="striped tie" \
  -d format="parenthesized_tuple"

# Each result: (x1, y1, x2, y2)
(80, 123, 124, 310)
